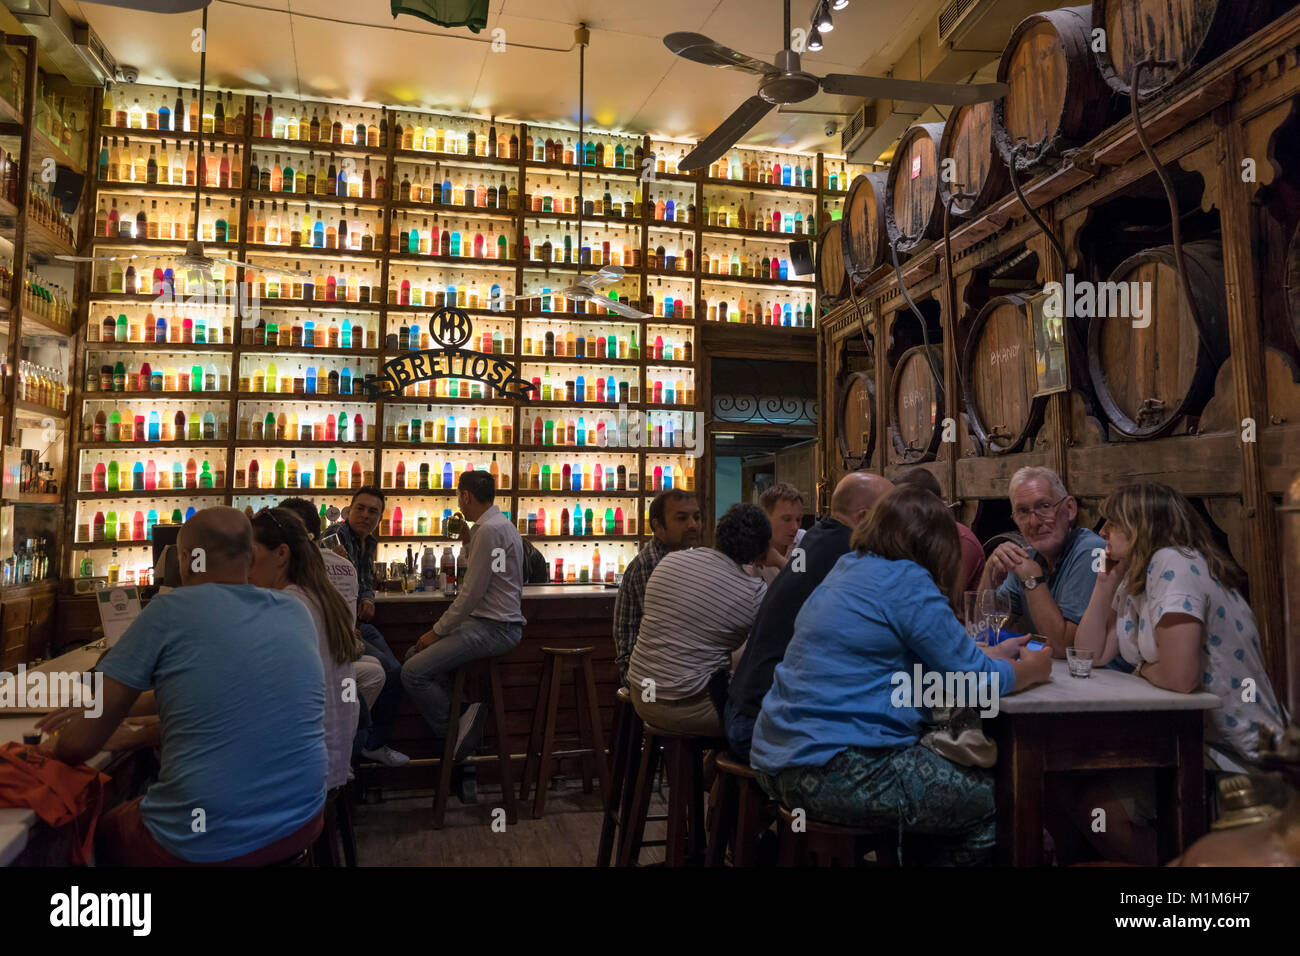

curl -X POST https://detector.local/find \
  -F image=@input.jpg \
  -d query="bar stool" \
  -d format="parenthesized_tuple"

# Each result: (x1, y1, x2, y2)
(432, 654, 519, 829)
(618, 724, 726, 867)
(311, 787, 358, 867)
(597, 686, 667, 866)
(705, 752, 772, 867)
(775, 806, 899, 867)
(518, 646, 610, 819)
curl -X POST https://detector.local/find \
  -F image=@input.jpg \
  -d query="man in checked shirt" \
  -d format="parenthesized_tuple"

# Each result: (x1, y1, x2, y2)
(613, 489, 702, 684)
(403, 470, 526, 761)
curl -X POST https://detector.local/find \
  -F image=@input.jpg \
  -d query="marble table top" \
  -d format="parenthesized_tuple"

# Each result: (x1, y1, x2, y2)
(997, 659, 1221, 715)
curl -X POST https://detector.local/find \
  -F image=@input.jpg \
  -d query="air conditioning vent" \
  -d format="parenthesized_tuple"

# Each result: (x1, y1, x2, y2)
(840, 102, 869, 154)
(937, 0, 985, 44)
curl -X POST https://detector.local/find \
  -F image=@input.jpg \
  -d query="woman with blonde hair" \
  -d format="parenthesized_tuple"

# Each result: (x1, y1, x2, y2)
(250, 507, 365, 792)
(1076, 482, 1287, 772)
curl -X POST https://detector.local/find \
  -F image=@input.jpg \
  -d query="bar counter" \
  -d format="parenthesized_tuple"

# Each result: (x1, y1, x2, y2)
(363, 585, 618, 788)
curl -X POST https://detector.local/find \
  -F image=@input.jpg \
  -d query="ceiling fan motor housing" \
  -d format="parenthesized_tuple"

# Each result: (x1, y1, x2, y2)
(760, 49, 819, 104)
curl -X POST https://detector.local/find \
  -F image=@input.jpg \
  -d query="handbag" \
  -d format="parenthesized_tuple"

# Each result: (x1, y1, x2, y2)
(919, 706, 998, 768)
(0, 742, 110, 865)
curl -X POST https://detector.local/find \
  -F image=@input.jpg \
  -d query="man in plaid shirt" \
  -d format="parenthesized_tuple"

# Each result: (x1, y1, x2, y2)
(613, 489, 702, 682)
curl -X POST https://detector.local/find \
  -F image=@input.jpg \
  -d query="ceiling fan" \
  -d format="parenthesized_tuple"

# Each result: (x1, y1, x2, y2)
(664, 0, 1009, 172)
(56, 1, 307, 282)
(496, 265, 646, 319)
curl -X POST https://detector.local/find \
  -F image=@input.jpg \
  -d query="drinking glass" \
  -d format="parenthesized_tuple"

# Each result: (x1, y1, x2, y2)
(979, 589, 1011, 644)
(1067, 647, 1093, 679)
(963, 591, 988, 646)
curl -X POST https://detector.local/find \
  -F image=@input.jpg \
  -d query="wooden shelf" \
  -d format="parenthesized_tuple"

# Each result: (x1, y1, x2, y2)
(96, 181, 243, 199)
(84, 339, 234, 352)
(387, 252, 517, 269)
(76, 487, 227, 500)
(392, 148, 519, 173)
(526, 159, 639, 181)
(243, 242, 381, 261)
(390, 199, 515, 219)
(78, 440, 227, 450)
(698, 272, 814, 290)
(236, 391, 371, 403)
(99, 125, 243, 146)
(700, 224, 810, 242)
(382, 393, 514, 408)
(6, 493, 61, 504)
(93, 236, 240, 252)
(251, 135, 386, 158)
(23, 215, 76, 259)
(702, 176, 816, 197)
(30, 124, 86, 175)
(523, 210, 640, 228)
(250, 189, 385, 209)
(14, 399, 68, 419)
(18, 311, 72, 337)
(81, 391, 232, 403)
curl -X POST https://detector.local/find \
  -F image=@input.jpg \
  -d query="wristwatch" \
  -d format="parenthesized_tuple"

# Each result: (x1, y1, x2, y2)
(1021, 573, 1046, 591)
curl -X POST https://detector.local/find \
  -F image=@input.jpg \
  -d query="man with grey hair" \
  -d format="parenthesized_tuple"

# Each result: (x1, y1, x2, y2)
(976, 466, 1104, 659)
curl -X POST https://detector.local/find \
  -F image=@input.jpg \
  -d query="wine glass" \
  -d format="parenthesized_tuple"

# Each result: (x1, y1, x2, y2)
(980, 589, 1012, 644)
(964, 590, 988, 646)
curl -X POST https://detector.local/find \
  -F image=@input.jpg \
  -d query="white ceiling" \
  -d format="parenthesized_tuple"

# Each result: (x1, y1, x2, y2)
(65, 0, 949, 154)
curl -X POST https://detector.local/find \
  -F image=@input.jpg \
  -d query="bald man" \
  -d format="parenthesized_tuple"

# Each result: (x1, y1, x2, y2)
(726, 472, 894, 761)
(42, 507, 329, 866)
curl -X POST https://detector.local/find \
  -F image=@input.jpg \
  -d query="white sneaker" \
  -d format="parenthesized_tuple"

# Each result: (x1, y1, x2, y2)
(454, 703, 486, 763)
(362, 745, 410, 767)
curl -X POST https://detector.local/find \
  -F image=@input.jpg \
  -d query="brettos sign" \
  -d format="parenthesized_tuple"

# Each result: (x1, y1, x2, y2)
(365, 306, 535, 400)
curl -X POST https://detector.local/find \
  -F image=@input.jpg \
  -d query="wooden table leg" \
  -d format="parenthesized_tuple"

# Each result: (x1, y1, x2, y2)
(994, 715, 1046, 866)
(1156, 711, 1206, 863)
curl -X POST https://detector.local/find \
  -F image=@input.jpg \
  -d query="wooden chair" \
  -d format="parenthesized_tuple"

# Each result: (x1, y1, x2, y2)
(311, 786, 358, 867)
(432, 654, 519, 829)
(618, 724, 726, 867)
(775, 805, 899, 867)
(705, 751, 773, 867)
(597, 686, 666, 866)
(518, 646, 610, 819)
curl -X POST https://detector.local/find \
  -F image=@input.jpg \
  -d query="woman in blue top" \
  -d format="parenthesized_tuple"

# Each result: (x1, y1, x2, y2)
(750, 486, 1053, 866)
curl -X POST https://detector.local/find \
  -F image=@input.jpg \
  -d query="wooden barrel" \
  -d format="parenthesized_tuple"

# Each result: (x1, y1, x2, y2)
(993, 5, 1113, 174)
(938, 100, 1009, 218)
(817, 222, 848, 302)
(889, 344, 945, 463)
(1284, 220, 1300, 353)
(962, 294, 1048, 454)
(835, 370, 876, 464)
(1093, 0, 1273, 97)
(884, 122, 946, 257)
(1086, 240, 1230, 438)
(841, 172, 889, 285)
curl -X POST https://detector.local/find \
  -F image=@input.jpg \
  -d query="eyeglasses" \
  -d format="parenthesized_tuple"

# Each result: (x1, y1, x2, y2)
(256, 507, 290, 537)
(1013, 496, 1069, 523)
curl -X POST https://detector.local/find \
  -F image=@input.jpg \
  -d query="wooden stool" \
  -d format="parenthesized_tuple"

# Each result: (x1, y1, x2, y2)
(705, 752, 772, 867)
(311, 786, 358, 867)
(518, 646, 610, 819)
(432, 654, 519, 829)
(775, 806, 899, 867)
(618, 725, 726, 867)
(597, 687, 667, 867)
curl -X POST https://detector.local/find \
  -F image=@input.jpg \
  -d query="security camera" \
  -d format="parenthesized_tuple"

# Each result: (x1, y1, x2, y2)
(119, 66, 139, 84)
(825, 120, 838, 137)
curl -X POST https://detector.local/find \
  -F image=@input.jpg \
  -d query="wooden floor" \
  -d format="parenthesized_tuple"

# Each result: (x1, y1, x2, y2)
(352, 778, 667, 867)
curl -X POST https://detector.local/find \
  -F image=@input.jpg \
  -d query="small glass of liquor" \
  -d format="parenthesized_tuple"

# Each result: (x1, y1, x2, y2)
(1066, 647, 1093, 679)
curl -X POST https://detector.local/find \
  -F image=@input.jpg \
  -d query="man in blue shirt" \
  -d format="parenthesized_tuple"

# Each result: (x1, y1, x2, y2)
(977, 466, 1105, 659)
(44, 507, 328, 865)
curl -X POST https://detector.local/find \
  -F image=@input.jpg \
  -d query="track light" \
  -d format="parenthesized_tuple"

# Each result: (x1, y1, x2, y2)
(832, 0, 849, 9)
(807, 26, 824, 51)
(815, 4, 834, 32)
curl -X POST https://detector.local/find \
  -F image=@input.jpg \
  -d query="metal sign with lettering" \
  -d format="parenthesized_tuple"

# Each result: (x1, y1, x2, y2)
(365, 306, 535, 400)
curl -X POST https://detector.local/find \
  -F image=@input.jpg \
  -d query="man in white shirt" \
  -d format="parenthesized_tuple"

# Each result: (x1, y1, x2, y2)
(402, 470, 526, 760)
(752, 482, 804, 583)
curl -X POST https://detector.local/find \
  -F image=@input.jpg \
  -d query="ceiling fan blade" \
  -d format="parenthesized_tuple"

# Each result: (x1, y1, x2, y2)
(214, 256, 312, 278)
(55, 253, 137, 263)
(599, 297, 651, 320)
(819, 74, 1009, 105)
(586, 265, 625, 289)
(663, 32, 777, 77)
(677, 96, 776, 172)
(562, 286, 594, 302)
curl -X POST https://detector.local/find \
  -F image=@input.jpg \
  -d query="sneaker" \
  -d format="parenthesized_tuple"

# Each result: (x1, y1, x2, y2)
(361, 745, 410, 767)
(453, 703, 486, 763)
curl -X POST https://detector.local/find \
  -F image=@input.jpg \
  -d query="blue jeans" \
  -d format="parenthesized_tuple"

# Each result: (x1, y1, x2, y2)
(401, 617, 522, 738)
(358, 623, 402, 750)
(723, 698, 756, 764)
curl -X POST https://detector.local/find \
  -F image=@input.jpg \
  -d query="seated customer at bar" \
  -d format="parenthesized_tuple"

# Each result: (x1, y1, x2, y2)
(977, 466, 1104, 659)
(326, 486, 409, 767)
(250, 507, 364, 794)
(1077, 482, 1288, 771)
(281, 496, 386, 712)
(750, 486, 1053, 866)
(613, 488, 702, 681)
(404, 470, 525, 760)
(726, 471, 894, 761)
(40, 507, 328, 866)
(891, 467, 985, 592)
(626, 503, 769, 737)
(753, 482, 804, 582)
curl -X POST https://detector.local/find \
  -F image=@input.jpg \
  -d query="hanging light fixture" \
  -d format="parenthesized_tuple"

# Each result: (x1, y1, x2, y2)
(815, 2, 834, 32)
(832, 0, 849, 10)
(807, 26, 824, 51)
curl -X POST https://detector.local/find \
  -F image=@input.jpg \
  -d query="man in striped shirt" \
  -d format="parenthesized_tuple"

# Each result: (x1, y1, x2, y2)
(626, 504, 770, 738)
(612, 489, 702, 682)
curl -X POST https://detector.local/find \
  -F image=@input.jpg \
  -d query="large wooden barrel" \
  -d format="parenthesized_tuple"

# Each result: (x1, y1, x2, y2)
(889, 344, 945, 463)
(835, 371, 876, 464)
(994, 5, 1113, 174)
(817, 222, 849, 302)
(884, 122, 946, 257)
(938, 100, 1009, 218)
(841, 172, 888, 285)
(1086, 240, 1230, 438)
(1284, 220, 1300, 352)
(962, 293, 1048, 454)
(1093, 0, 1274, 97)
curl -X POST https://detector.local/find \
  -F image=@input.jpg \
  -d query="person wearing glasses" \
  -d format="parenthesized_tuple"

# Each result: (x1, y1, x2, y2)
(976, 466, 1104, 659)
